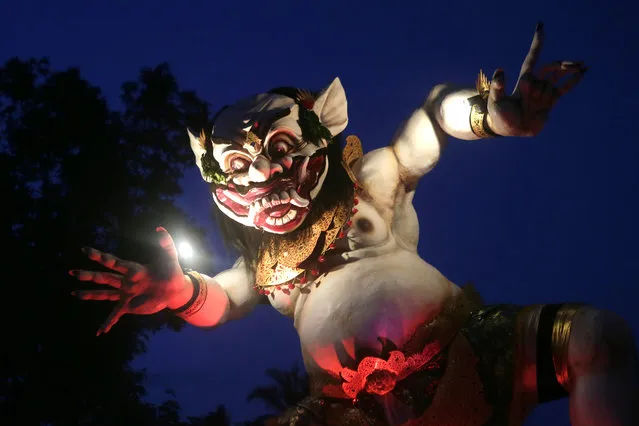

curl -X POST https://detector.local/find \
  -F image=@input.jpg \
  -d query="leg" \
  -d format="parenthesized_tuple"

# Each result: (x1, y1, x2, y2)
(566, 307, 639, 425)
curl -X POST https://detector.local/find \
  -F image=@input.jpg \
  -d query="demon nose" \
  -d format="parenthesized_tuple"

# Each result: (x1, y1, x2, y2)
(248, 155, 283, 182)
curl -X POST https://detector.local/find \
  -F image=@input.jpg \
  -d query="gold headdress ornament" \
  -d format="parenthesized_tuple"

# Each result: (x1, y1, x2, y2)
(197, 129, 208, 150)
(476, 69, 491, 101)
(242, 124, 263, 155)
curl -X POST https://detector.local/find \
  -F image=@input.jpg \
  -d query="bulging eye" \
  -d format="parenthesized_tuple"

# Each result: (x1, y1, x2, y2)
(268, 133, 295, 159)
(229, 156, 250, 172)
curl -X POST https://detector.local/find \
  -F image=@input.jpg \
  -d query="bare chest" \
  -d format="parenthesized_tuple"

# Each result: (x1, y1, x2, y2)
(294, 250, 454, 377)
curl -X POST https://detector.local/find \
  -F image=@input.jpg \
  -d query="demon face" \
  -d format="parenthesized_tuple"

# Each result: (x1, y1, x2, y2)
(188, 78, 348, 234)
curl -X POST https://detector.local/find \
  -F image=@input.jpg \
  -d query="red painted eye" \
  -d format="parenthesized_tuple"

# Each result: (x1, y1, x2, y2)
(268, 133, 295, 159)
(270, 141, 290, 158)
(229, 156, 249, 172)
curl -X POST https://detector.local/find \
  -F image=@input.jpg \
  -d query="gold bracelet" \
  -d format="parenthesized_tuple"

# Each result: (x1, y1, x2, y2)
(468, 70, 500, 138)
(468, 95, 499, 138)
(174, 271, 208, 319)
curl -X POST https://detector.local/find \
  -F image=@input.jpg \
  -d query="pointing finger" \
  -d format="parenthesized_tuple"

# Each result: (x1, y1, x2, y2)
(82, 247, 133, 275)
(72, 289, 121, 301)
(489, 68, 506, 104)
(69, 270, 123, 288)
(97, 301, 127, 336)
(556, 67, 587, 98)
(538, 61, 585, 84)
(515, 22, 545, 94)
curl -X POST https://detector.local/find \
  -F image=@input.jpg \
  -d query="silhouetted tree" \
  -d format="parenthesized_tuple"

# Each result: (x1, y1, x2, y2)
(1, 57, 213, 425)
(188, 405, 231, 426)
(246, 366, 309, 418)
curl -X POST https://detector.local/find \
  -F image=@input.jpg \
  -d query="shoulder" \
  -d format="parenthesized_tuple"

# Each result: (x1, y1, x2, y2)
(354, 147, 401, 209)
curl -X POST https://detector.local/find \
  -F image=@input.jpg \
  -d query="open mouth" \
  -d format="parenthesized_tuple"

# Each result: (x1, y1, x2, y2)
(214, 153, 328, 233)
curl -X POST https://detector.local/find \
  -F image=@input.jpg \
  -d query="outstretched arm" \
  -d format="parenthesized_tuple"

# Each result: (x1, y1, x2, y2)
(391, 22, 586, 183)
(71, 228, 260, 334)
(173, 258, 260, 328)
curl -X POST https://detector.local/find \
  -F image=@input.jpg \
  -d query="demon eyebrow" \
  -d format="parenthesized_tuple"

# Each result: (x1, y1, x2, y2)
(272, 108, 291, 122)
(251, 107, 292, 140)
(211, 137, 235, 149)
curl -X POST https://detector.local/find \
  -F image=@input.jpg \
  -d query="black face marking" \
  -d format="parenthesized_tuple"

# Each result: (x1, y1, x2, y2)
(249, 107, 292, 141)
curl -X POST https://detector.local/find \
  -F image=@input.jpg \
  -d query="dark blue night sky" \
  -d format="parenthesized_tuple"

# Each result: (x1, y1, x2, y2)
(3, 0, 638, 424)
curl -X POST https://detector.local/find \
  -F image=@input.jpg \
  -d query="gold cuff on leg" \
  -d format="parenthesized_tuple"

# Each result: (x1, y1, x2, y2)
(551, 304, 582, 390)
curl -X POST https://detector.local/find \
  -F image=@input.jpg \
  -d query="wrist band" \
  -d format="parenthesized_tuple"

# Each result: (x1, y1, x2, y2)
(468, 94, 499, 138)
(173, 271, 208, 318)
(468, 70, 501, 138)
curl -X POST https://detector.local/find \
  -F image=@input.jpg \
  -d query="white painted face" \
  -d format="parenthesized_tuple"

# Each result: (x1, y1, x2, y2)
(188, 78, 348, 234)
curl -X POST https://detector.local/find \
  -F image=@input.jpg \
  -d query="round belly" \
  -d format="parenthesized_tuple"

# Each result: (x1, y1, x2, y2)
(296, 249, 455, 376)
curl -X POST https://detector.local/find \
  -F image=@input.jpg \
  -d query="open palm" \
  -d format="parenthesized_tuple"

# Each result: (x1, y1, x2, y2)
(70, 227, 188, 335)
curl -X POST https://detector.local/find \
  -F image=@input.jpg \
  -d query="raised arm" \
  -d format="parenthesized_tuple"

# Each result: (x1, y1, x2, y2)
(71, 227, 260, 334)
(391, 22, 586, 183)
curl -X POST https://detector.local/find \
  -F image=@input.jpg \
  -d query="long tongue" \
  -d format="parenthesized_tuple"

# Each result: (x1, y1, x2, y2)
(266, 204, 291, 218)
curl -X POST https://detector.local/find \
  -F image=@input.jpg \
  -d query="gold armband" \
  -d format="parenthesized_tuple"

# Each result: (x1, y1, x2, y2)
(468, 70, 500, 138)
(551, 304, 582, 390)
(173, 271, 208, 319)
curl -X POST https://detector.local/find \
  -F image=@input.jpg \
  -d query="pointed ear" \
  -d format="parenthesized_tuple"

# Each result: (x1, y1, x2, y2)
(187, 128, 213, 183)
(313, 77, 348, 136)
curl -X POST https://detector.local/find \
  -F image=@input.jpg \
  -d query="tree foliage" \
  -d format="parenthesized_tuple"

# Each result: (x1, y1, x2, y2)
(1, 57, 220, 425)
(1, 56, 311, 426)
(247, 366, 309, 414)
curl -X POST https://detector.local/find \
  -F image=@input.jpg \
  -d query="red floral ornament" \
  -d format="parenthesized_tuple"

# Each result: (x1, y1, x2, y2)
(341, 351, 405, 398)
(339, 345, 442, 400)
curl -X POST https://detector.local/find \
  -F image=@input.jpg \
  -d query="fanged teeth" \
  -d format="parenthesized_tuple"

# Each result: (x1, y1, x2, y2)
(309, 159, 328, 200)
(250, 188, 309, 218)
(289, 188, 309, 207)
(299, 157, 309, 183)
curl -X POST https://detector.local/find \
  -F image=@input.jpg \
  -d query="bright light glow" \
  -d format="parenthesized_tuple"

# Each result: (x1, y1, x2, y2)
(177, 241, 194, 260)
(441, 93, 471, 133)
